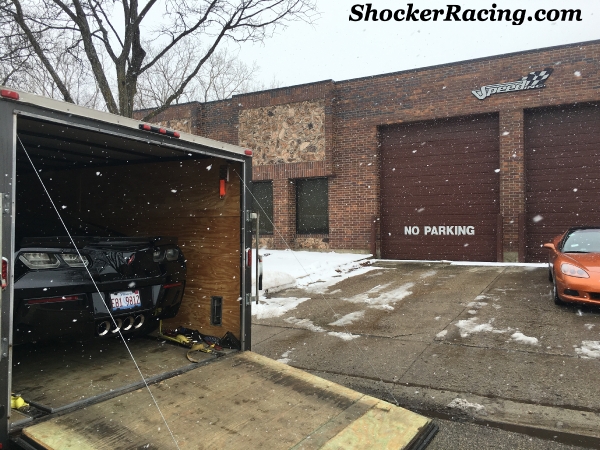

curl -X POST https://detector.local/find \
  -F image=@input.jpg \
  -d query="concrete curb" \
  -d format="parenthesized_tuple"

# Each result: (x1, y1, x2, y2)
(306, 370, 600, 449)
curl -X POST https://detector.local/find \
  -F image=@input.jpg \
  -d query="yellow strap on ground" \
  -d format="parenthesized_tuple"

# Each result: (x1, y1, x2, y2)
(11, 395, 28, 409)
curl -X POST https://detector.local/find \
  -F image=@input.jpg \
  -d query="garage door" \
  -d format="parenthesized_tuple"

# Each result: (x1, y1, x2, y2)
(380, 114, 500, 261)
(525, 103, 600, 262)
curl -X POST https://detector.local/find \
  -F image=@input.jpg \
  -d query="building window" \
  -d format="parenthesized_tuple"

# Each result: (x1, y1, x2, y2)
(252, 181, 273, 235)
(296, 178, 328, 234)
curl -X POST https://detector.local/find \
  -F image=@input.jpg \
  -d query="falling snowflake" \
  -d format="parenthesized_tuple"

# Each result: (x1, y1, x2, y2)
(171, 189, 177, 193)
(61, 205, 67, 209)
(574, 71, 581, 77)
(573, 188, 578, 192)
(533, 215, 544, 223)
(96, 171, 101, 176)
(502, 131, 510, 136)
(494, 169, 500, 173)
(417, 208, 425, 213)
(206, 164, 212, 171)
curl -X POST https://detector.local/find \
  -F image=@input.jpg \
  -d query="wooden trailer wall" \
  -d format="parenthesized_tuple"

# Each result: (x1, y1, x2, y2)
(18, 158, 243, 339)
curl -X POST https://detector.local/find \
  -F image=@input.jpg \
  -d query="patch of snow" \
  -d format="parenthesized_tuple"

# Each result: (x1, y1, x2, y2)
(511, 332, 539, 345)
(420, 270, 437, 278)
(576, 341, 600, 359)
(328, 332, 359, 341)
(455, 318, 511, 338)
(284, 317, 325, 333)
(329, 311, 365, 326)
(467, 310, 477, 315)
(436, 330, 447, 338)
(328, 289, 342, 295)
(467, 301, 488, 308)
(252, 297, 310, 320)
(342, 282, 414, 310)
(251, 249, 373, 294)
(435, 316, 441, 320)
(585, 324, 595, 330)
(277, 349, 294, 364)
(447, 398, 485, 413)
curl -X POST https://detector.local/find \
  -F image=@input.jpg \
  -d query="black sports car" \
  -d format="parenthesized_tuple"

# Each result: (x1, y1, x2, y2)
(13, 221, 186, 344)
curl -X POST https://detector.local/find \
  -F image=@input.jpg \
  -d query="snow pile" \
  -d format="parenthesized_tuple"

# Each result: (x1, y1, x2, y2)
(253, 249, 372, 294)
(576, 341, 600, 359)
(447, 398, 485, 413)
(511, 332, 539, 346)
(252, 297, 310, 320)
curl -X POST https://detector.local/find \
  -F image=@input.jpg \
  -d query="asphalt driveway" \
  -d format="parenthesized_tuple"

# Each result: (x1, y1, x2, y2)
(251, 261, 600, 448)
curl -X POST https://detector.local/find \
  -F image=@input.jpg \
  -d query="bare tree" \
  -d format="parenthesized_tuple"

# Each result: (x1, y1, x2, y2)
(1, 0, 317, 119)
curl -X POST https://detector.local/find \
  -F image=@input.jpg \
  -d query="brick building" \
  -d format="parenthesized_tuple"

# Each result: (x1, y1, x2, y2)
(138, 39, 600, 263)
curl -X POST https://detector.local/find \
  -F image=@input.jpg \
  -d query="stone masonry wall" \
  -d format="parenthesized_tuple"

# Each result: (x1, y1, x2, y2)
(239, 100, 325, 165)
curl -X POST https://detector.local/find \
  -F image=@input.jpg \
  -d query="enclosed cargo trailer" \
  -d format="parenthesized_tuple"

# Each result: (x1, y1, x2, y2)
(0, 88, 435, 449)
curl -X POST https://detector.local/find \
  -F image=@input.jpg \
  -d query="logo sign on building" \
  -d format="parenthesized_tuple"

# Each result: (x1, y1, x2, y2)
(472, 68, 553, 100)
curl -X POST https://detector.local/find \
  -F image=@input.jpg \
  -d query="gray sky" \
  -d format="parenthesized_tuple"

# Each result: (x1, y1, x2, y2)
(237, 0, 599, 87)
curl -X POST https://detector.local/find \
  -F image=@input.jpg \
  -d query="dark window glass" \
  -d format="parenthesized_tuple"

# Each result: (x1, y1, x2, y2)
(252, 182, 273, 235)
(296, 178, 328, 234)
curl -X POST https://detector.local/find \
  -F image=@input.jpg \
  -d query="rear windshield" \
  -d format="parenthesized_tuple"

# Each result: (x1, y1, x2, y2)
(561, 229, 600, 253)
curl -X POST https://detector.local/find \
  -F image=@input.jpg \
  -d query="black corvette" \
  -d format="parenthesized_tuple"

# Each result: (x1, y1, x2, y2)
(13, 220, 186, 344)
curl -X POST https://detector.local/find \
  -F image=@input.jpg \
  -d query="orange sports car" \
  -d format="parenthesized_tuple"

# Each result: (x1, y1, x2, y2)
(543, 227, 600, 306)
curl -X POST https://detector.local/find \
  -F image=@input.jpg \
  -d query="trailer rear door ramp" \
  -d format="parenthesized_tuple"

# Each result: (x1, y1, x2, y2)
(19, 352, 436, 449)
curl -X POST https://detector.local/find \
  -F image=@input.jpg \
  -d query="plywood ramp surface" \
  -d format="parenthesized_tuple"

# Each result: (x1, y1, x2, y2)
(22, 352, 433, 450)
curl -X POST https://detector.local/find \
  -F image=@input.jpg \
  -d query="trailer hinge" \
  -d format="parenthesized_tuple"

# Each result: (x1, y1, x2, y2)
(1, 337, 7, 359)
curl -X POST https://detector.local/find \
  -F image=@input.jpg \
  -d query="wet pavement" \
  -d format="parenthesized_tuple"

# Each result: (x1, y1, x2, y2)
(251, 261, 600, 448)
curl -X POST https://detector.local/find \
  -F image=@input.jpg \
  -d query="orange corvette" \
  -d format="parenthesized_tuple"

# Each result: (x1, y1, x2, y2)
(543, 227, 600, 306)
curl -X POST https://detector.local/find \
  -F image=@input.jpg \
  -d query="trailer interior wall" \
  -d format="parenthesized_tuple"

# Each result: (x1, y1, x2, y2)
(15, 115, 244, 339)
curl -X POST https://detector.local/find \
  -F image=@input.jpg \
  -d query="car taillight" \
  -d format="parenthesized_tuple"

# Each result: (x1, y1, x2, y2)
(165, 248, 179, 261)
(60, 253, 89, 267)
(27, 295, 81, 305)
(1, 257, 8, 289)
(19, 253, 61, 269)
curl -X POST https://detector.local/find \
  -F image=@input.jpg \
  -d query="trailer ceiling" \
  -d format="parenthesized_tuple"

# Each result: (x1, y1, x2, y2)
(16, 116, 209, 172)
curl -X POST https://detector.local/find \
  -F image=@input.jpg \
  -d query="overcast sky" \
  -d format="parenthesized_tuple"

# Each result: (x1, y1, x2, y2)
(235, 0, 599, 88)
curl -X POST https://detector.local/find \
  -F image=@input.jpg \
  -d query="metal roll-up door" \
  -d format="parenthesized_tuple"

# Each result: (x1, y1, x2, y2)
(525, 103, 600, 262)
(380, 114, 500, 261)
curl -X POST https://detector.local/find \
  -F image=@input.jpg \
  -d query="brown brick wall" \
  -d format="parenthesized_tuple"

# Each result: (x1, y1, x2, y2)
(152, 40, 600, 257)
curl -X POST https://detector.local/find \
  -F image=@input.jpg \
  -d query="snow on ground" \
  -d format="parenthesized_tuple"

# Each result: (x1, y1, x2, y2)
(447, 398, 486, 413)
(277, 349, 294, 364)
(342, 282, 414, 310)
(576, 341, 600, 359)
(329, 311, 365, 326)
(455, 317, 512, 338)
(252, 297, 310, 320)
(252, 249, 373, 294)
(511, 332, 539, 346)
(284, 317, 359, 341)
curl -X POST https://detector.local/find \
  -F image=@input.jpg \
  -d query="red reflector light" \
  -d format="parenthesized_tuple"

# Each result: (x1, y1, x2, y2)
(163, 282, 183, 289)
(0, 89, 19, 100)
(1, 257, 7, 289)
(27, 295, 80, 305)
(220, 179, 226, 197)
(159, 128, 166, 134)
(173, 131, 180, 138)
(244, 149, 253, 156)
(247, 248, 252, 268)
(142, 124, 151, 131)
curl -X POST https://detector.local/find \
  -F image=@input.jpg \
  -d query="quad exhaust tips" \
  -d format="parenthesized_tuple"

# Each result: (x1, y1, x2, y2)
(97, 314, 144, 336)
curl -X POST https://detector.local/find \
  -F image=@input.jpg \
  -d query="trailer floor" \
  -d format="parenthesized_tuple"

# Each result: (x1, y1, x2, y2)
(11, 336, 201, 415)
(18, 352, 435, 449)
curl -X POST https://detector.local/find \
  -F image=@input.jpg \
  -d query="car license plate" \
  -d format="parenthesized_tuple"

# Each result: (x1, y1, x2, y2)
(110, 290, 141, 310)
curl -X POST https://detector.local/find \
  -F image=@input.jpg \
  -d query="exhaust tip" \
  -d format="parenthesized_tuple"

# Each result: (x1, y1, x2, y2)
(122, 316, 135, 331)
(133, 314, 145, 329)
(97, 320, 111, 336)
(111, 318, 123, 334)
